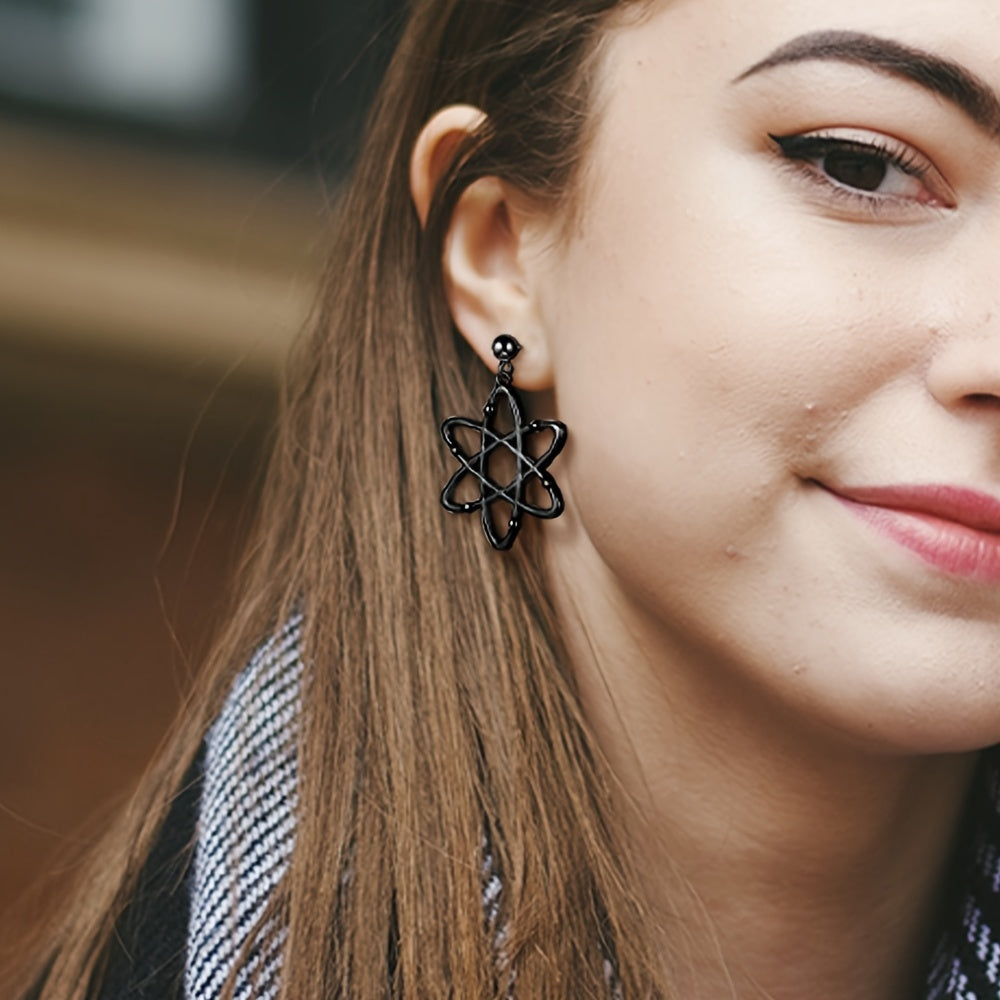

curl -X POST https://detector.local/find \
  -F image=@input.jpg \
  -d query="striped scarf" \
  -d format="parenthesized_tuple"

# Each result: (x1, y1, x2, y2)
(183, 617, 1000, 998)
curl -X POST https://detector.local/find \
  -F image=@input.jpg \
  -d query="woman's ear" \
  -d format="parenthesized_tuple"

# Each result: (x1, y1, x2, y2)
(409, 105, 554, 390)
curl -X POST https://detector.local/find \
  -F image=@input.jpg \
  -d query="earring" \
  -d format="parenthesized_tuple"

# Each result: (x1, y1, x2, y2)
(440, 335, 567, 551)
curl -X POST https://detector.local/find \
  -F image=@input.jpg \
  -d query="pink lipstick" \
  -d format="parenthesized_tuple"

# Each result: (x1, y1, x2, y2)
(822, 483, 1000, 582)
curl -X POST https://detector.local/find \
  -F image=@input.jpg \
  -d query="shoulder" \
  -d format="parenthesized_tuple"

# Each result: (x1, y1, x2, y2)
(96, 746, 205, 999)
(91, 614, 306, 1000)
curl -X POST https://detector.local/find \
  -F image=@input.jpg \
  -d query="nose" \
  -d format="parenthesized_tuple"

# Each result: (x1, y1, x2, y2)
(925, 311, 1000, 412)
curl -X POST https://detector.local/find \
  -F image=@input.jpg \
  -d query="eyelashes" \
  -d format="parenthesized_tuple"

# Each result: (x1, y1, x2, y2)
(768, 130, 955, 213)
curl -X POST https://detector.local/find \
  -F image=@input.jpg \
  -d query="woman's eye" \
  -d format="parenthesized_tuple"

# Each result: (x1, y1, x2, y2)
(769, 130, 953, 210)
(820, 147, 892, 192)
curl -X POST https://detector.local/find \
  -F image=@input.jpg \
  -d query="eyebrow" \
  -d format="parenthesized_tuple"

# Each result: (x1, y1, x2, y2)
(735, 30, 1000, 139)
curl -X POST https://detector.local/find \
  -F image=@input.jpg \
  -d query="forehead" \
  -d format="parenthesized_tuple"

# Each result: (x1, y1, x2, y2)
(596, 0, 1000, 86)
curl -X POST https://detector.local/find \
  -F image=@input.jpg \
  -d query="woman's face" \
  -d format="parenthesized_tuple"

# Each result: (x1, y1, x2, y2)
(533, 0, 1000, 752)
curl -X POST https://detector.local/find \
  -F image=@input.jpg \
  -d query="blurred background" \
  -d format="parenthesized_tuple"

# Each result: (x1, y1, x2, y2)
(0, 0, 403, 935)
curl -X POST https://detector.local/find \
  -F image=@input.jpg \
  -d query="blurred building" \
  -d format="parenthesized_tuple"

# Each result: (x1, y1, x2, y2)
(0, 0, 401, 931)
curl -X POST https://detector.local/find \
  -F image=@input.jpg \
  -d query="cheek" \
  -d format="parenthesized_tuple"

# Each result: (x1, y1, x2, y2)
(539, 183, 929, 605)
(547, 255, 852, 539)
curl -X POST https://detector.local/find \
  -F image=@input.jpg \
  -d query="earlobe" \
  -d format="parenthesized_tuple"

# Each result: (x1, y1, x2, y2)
(409, 105, 554, 391)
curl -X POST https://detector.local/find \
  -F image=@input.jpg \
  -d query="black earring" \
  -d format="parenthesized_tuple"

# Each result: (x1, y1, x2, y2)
(440, 336, 567, 551)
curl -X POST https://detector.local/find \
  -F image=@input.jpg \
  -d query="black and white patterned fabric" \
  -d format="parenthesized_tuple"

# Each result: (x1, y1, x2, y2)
(184, 614, 304, 1000)
(926, 758, 1000, 999)
(182, 619, 1000, 998)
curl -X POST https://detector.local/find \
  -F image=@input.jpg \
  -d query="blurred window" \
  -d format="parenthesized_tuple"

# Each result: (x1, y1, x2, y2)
(0, 0, 247, 126)
(0, 0, 404, 171)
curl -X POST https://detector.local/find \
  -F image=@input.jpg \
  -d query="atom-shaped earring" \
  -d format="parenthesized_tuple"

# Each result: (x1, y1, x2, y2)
(440, 335, 567, 551)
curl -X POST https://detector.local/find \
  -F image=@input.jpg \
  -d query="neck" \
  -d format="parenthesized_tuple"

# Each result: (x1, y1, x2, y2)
(552, 559, 977, 1000)
(628, 706, 972, 999)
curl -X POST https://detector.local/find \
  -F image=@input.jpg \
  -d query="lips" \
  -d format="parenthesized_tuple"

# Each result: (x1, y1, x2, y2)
(820, 482, 1000, 582)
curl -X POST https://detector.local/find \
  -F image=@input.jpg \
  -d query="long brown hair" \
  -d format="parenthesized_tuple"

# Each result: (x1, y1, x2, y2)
(15, 1, 676, 996)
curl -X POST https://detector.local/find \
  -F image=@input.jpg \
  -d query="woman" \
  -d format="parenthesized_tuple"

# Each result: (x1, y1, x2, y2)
(13, 0, 1000, 996)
